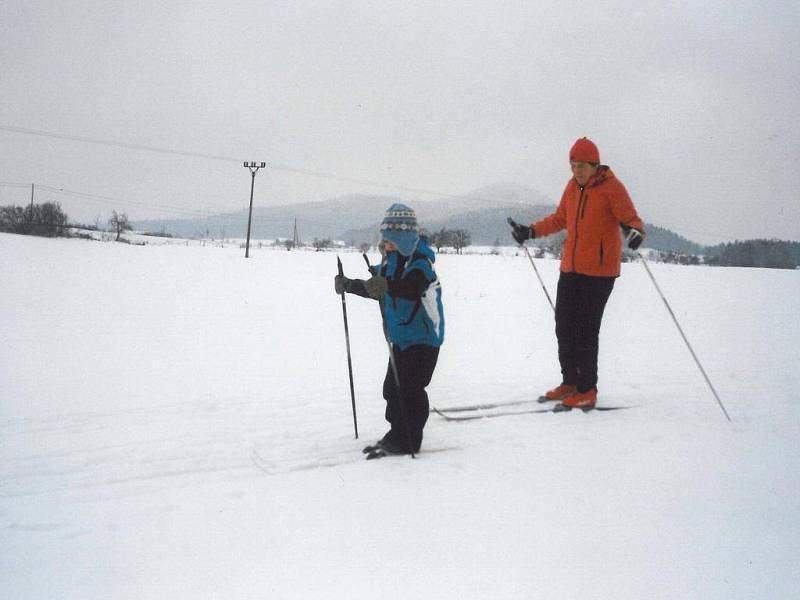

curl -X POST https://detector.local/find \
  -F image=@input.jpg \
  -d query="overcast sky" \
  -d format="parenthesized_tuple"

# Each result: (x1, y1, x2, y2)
(2, 1, 799, 244)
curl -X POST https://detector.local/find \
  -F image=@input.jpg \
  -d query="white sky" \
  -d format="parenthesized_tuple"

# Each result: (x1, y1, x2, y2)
(2, 0, 799, 244)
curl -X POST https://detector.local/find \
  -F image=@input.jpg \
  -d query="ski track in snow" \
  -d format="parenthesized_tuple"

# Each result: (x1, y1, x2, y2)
(0, 392, 374, 497)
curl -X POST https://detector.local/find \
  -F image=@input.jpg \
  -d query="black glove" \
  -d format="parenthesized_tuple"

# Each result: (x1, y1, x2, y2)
(334, 274, 351, 295)
(622, 226, 644, 250)
(364, 275, 388, 299)
(508, 218, 534, 244)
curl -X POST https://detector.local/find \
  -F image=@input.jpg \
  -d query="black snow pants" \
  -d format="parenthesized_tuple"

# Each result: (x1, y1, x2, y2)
(382, 344, 440, 453)
(555, 272, 615, 393)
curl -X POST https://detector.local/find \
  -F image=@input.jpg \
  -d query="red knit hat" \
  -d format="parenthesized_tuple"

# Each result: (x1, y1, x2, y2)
(569, 137, 600, 164)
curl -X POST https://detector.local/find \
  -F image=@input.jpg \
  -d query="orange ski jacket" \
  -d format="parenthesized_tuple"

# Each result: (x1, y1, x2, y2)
(532, 166, 644, 278)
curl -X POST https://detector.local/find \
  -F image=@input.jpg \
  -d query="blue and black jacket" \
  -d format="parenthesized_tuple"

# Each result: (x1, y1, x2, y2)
(350, 238, 445, 350)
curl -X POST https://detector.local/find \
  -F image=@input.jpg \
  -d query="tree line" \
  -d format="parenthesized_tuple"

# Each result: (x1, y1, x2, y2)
(0, 202, 69, 237)
(640, 240, 799, 269)
(704, 239, 799, 270)
(428, 228, 471, 254)
(2, 203, 797, 269)
(0, 202, 135, 241)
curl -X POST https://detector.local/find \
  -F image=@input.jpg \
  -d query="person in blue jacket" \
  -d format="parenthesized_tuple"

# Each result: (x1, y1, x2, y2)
(335, 204, 444, 455)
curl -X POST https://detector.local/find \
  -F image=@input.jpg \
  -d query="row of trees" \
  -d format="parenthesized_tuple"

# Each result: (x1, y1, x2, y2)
(0, 202, 69, 237)
(514, 234, 798, 270)
(3, 205, 796, 270)
(705, 239, 799, 269)
(429, 228, 471, 254)
(298, 228, 475, 254)
(640, 240, 798, 269)
(0, 202, 135, 242)
(295, 231, 798, 269)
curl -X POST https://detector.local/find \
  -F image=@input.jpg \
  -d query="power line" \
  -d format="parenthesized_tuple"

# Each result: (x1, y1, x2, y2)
(0, 182, 35, 189)
(0, 123, 509, 204)
(0, 124, 243, 164)
(0, 180, 341, 228)
(1, 179, 745, 244)
(4, 125, 753, 242)
(2, 183, 210, 218)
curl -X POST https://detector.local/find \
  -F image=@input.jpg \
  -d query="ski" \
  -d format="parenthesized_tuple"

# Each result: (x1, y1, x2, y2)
(434, 406, 553, 420)
(433, 407, 552, 421)
(433, 405, 631, 421)
(365, 446, 456, 460)
(365, 447, 407, 460)
(251, 447, 365, 474)
(432, 397, 544, 413)
(362, 442, 384, 455)
(552, 404, 631, 413)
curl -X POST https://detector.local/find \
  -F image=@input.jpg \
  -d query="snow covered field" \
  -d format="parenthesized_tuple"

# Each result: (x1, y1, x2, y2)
(1, 232, 799, 599)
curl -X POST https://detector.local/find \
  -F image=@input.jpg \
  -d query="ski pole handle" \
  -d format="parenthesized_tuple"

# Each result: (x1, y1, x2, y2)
(362, 252, 376, 275)
(507, 216, 525, 242)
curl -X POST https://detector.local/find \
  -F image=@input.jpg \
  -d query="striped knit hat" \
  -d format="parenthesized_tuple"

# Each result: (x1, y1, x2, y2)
(380, 203, 419, 257)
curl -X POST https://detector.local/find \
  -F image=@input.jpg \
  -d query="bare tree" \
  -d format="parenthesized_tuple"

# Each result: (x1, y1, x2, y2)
(312, 237, 332, 251)
(109, 211, 132, 241)
(450, 229, 471, 254)
(429, 227, 450, 252)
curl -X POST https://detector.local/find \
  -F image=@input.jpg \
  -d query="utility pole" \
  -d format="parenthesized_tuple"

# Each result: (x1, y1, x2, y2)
(243, 162, 266, 258)
(29, 183, 35, 226)
(293, 218, 300, 247)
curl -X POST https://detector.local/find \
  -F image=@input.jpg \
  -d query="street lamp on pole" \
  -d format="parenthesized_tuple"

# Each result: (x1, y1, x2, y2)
(243, 162, 266, 258)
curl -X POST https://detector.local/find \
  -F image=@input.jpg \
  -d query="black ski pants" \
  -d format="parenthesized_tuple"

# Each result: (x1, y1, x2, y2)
(555, 272, 615, 393)
(383, 344, 440, 453)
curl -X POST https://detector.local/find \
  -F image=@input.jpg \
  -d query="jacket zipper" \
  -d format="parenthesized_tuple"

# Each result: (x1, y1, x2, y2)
(571, 186, 586, 270)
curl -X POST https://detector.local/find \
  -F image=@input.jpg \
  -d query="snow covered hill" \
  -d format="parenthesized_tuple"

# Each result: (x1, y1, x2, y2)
(131, 185, 544, 242)
(1, 232, 798, 599)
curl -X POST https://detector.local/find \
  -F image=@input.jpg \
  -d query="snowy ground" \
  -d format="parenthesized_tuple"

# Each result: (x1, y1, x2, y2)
(1, 232, 799, 599)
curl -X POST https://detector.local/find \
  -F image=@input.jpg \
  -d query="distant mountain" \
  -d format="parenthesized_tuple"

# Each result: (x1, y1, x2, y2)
(132, 183, 709, 253)
(132, 193, 401, 241)
(340, 203, 555, 246)
(132, 183, 547, 242)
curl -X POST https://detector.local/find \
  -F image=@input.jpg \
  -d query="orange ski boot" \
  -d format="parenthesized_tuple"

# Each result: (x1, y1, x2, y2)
(561, 389, 597, 409)
(539, 384, 577, 403)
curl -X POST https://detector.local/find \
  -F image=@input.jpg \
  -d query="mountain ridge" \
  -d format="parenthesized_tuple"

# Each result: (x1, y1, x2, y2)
(132, 183, 704, 252)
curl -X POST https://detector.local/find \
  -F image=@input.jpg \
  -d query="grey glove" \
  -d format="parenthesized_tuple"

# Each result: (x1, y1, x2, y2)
(334, 274, 351, 295)
(622, 226, 644, 250)
(364, 275, 388, 298)
(508, 217, 534, 245)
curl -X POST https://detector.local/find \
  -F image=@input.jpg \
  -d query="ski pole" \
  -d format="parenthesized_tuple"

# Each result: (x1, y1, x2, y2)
(337, 256, 359, 438)
(363, 252, 416, 458)
(637, 251, 732, 422)
(507, 217, 555, 312)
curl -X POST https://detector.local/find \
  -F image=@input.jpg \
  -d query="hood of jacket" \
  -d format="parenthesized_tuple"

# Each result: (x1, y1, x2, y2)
(415, 236, 436, 263)
(581, 165, 614, 189)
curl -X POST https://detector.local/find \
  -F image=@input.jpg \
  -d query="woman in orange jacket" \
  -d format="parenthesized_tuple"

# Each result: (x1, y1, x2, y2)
(510, 137, 645, 408)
